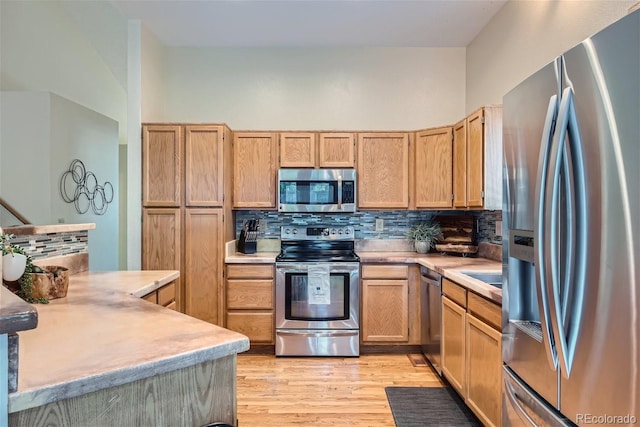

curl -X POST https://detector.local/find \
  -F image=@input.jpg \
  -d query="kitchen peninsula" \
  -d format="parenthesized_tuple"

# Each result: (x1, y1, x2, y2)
(3, 224, 249, 427)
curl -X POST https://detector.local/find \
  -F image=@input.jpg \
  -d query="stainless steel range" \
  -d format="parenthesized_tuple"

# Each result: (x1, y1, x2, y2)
(275, 225, 360, 357)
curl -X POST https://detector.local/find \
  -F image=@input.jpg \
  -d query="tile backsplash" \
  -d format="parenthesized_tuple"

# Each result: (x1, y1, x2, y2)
(235, 210, 503, 244)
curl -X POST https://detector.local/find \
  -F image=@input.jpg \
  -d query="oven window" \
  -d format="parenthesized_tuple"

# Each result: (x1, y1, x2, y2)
(285, 272, 349, 321)
(279, 181, 337, 205)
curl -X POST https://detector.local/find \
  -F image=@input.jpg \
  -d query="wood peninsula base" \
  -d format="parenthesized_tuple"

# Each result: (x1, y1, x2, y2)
(9, 355, 237, 427)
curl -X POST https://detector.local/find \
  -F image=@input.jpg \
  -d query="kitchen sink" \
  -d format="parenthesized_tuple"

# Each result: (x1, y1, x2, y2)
(460, 271, 503, 288)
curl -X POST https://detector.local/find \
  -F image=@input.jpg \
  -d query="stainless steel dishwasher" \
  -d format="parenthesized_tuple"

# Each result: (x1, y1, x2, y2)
(420, 265, 442, 375)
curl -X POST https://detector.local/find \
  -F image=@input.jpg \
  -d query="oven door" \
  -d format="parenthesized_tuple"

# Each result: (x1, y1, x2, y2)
(276, 262, 360, 330)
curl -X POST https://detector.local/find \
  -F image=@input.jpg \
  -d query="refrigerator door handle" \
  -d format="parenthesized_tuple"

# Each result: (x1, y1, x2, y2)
(546, 87, 588, 378)
(534, 94, 559, 370)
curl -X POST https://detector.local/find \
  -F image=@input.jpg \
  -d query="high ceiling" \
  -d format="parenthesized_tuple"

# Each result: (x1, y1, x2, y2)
(111, 0, 507, 48)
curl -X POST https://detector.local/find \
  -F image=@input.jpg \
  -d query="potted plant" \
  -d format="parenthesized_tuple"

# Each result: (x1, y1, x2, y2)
(406, 221, 443, 254)
(1, 233, 48, 304)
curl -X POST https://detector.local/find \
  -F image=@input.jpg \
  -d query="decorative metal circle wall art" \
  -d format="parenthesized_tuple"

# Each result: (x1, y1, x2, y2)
(59, 159, 114, 215)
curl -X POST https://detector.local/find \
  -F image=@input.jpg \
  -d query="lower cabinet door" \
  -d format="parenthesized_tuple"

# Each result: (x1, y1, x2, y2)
(226, 312, 274, 344)
(466, 312, 502, 427)
(441, 295, 466, 395)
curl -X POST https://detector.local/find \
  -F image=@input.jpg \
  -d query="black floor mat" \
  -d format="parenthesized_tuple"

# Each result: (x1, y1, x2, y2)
(385, 386, 481, 427)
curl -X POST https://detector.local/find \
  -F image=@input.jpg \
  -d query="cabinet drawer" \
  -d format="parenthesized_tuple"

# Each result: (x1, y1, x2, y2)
(165, 301, 177, 311)
(142, 291, 157, 304)
(226, 312, 274, 343)
(443, 278, 467, 308)
(157, 281, 176, 306)
(227, 280, 273, 309)
(361, 264, 408, 279)
(226, 264, 274, 279)
(467, 292, 501, 331)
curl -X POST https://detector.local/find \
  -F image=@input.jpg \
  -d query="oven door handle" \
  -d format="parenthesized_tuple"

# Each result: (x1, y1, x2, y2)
(277, 330, 359, 338)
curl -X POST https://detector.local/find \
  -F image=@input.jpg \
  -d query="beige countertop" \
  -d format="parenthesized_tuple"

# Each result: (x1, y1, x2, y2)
(8, 270, 250, 413)
(358, 252, 502, 303)
(224, 244, 503, 304)
(2, 223, 96, 235)
(224, 240, 279, 263)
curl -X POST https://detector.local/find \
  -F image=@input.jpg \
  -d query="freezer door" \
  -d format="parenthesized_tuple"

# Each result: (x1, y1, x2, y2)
(503, 366, 572, 427)
(502, 59, 561, 408)
(555, 10, 640, 424)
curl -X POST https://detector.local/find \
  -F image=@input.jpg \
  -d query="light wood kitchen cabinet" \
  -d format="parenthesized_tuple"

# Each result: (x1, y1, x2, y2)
(361, 264, 420, 344)
(185, 209, 223, 325)
(442, 294, 467, 395)
(441, 277, 503, 426)
(452, 106, 503, 210)
(141, 281, 177, 310)
(142, 123, 234, 320)
(466, 311, 502, 427)
(414, 126, 453, 209)
(279, 132, 316, 167)
(142, 208, 181, 309)
(357, 133, 410, 209)
(225, 264, 275, 344)
(452, 119, 467, 208)
(185, 126, 225, 207)
(318, 132, 355, 167)
(279, 132, 356, 168)
(233, 132, 278, 208)
(142, 125, 182, 207)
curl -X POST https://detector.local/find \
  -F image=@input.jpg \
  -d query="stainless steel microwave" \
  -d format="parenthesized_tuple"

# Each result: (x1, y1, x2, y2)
(277, 169, 356, 213)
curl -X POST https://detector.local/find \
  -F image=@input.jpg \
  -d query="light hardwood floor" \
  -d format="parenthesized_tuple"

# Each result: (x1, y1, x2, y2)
(236, 353, 445, 426)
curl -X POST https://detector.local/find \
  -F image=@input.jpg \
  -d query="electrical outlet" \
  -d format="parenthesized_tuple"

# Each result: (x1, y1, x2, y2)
(258, 219, 267, 231)
(375, 218, 384, 232)
(495, 220, 502, 236)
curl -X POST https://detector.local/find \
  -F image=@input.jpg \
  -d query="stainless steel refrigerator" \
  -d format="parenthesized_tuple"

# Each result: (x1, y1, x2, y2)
(502, 9, 639, 426)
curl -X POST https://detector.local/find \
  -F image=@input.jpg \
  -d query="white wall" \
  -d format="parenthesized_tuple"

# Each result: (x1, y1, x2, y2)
(0, 0, 128, 144)
(151, 47, 466, 129)
(1, 92, 119, 271)
(466, 0, 636, 113)
(0, 0, 130, 269)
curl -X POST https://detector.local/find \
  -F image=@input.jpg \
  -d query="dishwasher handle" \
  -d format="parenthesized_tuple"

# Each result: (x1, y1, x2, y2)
(421, 275, 441, 288)
(420, 266, 442, 287)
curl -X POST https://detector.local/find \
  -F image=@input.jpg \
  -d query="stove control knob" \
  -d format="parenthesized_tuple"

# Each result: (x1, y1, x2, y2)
(345, 229, 351, 234)
(330, 228, 336, 235)
(292, 229, 298, 234)
(338, 230, 343, 234)
(284, 228, 291, 234)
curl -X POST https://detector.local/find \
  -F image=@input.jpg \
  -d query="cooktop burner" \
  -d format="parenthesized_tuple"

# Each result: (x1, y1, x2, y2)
(276, 226, 359, 263)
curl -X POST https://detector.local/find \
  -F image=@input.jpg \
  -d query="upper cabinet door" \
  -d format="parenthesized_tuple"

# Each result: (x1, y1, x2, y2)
(233, 132, 278, 209)
(414, 127, 453, 209)
(142, 125, 183, 207)
(452, 119, 467, 208)
(357, 133, 410, 209)
(466, 109, 484, 208)
(185, 126, 224, 207)
(279, 132, 316, 167)
(318, 133, 356, 168)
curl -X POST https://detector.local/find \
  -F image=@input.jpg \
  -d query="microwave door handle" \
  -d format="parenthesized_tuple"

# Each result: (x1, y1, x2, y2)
(337, 175, 343, 210)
